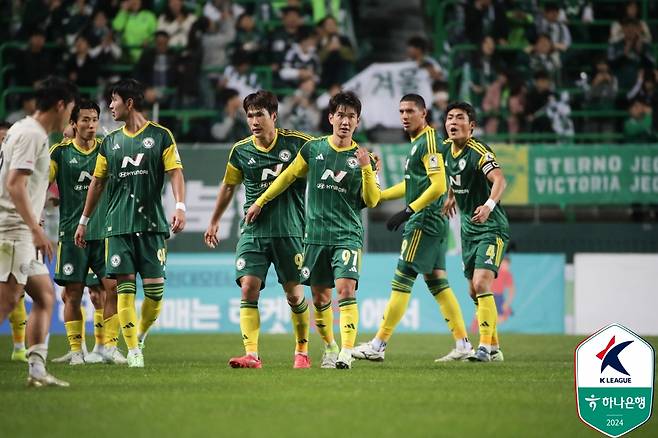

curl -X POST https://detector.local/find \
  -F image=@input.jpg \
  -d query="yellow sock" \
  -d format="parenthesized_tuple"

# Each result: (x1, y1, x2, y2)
(80, 304, 87, 343)
(431, 284, 468, 341)
(375, 291, 411, 342)
(139, 283, 164, 336)
(8, 294, 27, 347)
(240, 300, 260, 354)
(492, 324, 500, 350)
(313, 302, 335, 346)
(104, 314, 120, 348)
(93, 308, 104, 348)
(64, 320, 84, 352)
(476, 293, 497, 348)
(290, 297, 310, 354)
(117, 281, 138, 349)
(338, 298, 358, 349)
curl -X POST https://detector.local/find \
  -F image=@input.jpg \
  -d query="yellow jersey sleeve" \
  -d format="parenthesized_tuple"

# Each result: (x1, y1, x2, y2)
(409, 171, 446, 212)
(162, 144, 183, 171)
(49, 160, 57, 184)
(361, 163, 381, 208)
(423, 152, 444, 175)
(381, 181, 405, 201)
(255, 153, 308, 207)
(93, 153, 109, 178)
(223, 162, 243, 185)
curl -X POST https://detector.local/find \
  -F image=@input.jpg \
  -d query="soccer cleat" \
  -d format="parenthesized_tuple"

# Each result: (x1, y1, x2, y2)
(490, 349, 505, 362)
(467, 346, 491, 362)
(69, 351, 85, 365)
(352, 342, 385, 362)
(434, 348, 474, 362)
(228, 354, 262, 369)
(51, 351, 73, 363)
(293, 353, 311, 369)
(84, 351, 105, 364)
(11, 348, 28, 362)
(335, 350, 354, 369)
(320, 350, 338, 369)
(27, 372, 70, 388)
(103, 347, 128, 365)
(127, 351, 144, 368)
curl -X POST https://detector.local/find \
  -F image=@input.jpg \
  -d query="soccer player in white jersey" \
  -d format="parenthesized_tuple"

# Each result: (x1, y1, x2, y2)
(0, 77, 77, 387)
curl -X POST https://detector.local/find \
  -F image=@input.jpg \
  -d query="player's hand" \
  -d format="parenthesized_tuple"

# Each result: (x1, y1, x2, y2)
(387, 206, 414, 231)
(171, 210, 186, 234)
(355, 147, 370, 167)
(204, 222, 220, 249)
(471, 205, 492, 224)
(372, 152, 382, 172)
(442, 195, 457, 218)
(245, 204, 262, 224)
(31, 227, 54, 261)
(74, 224, 87, 248)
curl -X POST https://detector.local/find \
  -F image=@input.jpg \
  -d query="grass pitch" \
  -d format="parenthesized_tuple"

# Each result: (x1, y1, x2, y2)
(1, 334, 656, 438)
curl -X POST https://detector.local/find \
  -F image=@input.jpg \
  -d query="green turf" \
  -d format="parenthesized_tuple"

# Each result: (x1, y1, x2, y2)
(1, 334, 656, 438)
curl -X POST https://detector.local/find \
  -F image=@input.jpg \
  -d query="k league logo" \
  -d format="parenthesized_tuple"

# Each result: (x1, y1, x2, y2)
(575, 323, 654, 437)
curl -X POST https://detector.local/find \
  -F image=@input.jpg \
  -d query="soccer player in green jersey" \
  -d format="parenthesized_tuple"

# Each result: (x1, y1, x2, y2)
(352, 94, 473, 363)
(75, 79, 186, 368)
(49, 99, 125, 365)
(442, 101, 510, 362)
(246, 92, 380, 369)
(204, 90, 313, 369)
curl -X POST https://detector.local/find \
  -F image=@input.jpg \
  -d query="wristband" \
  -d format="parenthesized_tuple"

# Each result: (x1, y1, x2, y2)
(175, 202, 187, 212)
(79, 215, 90, 226)
(484, 198, 497, 211)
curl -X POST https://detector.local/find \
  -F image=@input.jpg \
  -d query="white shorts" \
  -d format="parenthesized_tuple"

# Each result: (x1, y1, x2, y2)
(0, 239, 50, 285)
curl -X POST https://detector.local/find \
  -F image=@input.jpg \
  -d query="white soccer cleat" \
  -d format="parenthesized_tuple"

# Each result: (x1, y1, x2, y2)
(127, 351, 144, 368)
(434, 348, 474, 362)
(84, 351, 105, 364)
(27, 372, 70, 388)
(103, 347, 128, 365)
(351, 342, 385, 362)
(335, 349, 354, 369)
(51, 351, 73, 363)
(490, 349, 505, 362)
(320, 350, 338, 369)
(69, 351, 85, 365)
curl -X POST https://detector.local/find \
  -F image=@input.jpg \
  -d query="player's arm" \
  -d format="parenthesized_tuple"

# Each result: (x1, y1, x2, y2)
(75, 152, 109, 248)
(204, 162, 242, 248)
(357, 147, 380, 208)
(381, 181, 405, 202)
(163, 137, 186, 233)
(245, 152, 309, 223)
(442, 186, 457, 218)
(472, 153, 507, 224)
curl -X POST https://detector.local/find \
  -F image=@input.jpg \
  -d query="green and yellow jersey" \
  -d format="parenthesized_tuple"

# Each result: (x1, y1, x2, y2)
(93, 121, 182, 237)
(442, 137, 509, 237)
(49, 138, 107, 241)
(223, 128, 312, 238)
(256, 136, 380, 247)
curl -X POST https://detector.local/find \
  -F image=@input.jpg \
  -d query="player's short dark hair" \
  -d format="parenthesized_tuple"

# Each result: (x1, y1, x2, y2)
(0, 121, 11, 130)
(533, 70, 551, 81)
(109, 78, 146, 111)
(296, 26, 316, 43)
(34, 76, 78, 112)
(71, 99, 100, 123)
(446, 101, 477, 124)
(329, 91, 361, 116)
(243, 90, 278, 115)
(155, 30, 170, 39)
(400, 94, 426, 110)
(407, 36, 429, 52)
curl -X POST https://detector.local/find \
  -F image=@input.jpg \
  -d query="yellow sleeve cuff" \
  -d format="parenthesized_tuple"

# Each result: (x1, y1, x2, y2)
(381, 181, 405, 201)
(162, 144, 183, 171)
(223, 162, 243, 185)
(93, 154, 108, 178)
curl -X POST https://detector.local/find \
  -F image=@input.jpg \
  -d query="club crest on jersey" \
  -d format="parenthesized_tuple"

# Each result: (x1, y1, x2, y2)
(63, 263, 74, 275)
(301, 266, 310, 279)
(484, 152, 495, 162)
(142, 137, 155, 149)
(236, 258, 246, 270)
(110, 255, 121, 267)
(459, 158, 467, 170)
(346, 157, 359, 169)
(279, 149, 291, 162)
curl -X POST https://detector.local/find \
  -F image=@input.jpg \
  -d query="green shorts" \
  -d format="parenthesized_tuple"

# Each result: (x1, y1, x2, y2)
(106, 232, 167, 279)
(301, 244, 361, 288)
(234, 236, 303, 289)
(397, 228, 446, 274)
(461, 232, 509, 279)
(54, 240, 105, 286)
(86, 270, 101, 287)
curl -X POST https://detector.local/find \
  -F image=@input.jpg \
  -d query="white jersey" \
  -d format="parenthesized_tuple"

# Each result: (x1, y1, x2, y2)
(0, 116, 50, 240)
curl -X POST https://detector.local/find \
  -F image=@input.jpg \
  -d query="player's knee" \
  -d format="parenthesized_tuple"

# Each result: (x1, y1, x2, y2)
(0, 292, 21, 314)
(89, 292, 103, 308)
(63, 288, 83, 306)
(472, 277, 490, 294)
(335, 285, 354, 300)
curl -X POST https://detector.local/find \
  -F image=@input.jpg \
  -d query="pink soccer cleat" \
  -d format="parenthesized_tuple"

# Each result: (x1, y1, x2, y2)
(228, 354, 262, 368)
(293, 353, 311, 369)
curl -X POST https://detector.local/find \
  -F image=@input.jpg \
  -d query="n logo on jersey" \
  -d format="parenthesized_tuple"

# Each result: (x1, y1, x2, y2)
(449, 174, 462, 186)
(78, 171, 93, 182)
(320, 169, 347, 183)
(121, 153, 145, 168)
(261, 164, 283, 180)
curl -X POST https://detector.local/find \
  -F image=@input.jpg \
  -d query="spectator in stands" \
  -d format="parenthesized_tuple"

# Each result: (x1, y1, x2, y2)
(232, 12, 265, 64)
(429, 81, 449, 131)
(526, 33, 561, 85)
(583, 58, 618, 133)
(65, 0, 94, 45)
(564, 0, 594, 42)
(6, 94, 36, 124)
(158, 0, 196, 48)
(524, 70, 554, 133)
(609, 1, 651, 44)
(16, 30, 54, 87)
(204, 0, 244, 24)
(406, 36, 444, 82)
(210, 88, 250, 142)
(269, 5, 304, 66)
(535, 1, 571, 52)
(627, 68, 657, 107)
(19, 0, 69, 42)
(175, 16, 204, 108)
(470, 35, 505, 108)
(317, 15, 354, 87)
(507, 74, 528, 134)
(135, 31, 178, 107)
(608, 18, 656, 91)
(317, 82, 340, 133)
(481, 69, 509, 134)
(221, 50, 261, 100)
(279, 77, 321, 135)
(83, 10, 122, 79)
(66, 34, 99, 87)
(279, 26, 320, 87)
(624, 98, 653, 142)
(504, 2, 535, 49)
(464, 0, 508, 45)
(310, 0, 342, 24)
(200, 10, 236, 108)
(112, 0, 157, 62)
